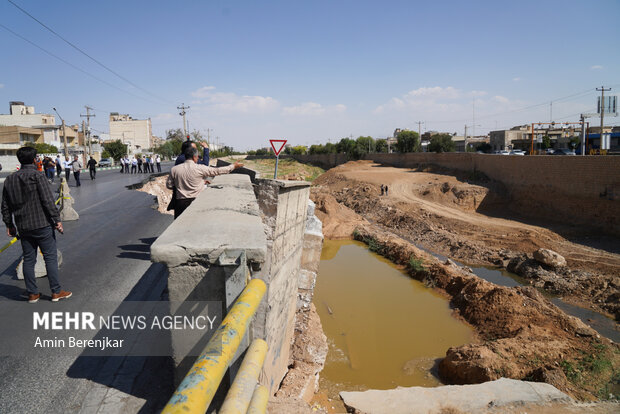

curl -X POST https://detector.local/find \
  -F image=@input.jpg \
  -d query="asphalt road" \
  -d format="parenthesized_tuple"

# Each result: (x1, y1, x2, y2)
(0, 165, 175, 413)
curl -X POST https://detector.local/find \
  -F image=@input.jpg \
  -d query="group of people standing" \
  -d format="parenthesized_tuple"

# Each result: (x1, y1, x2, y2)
(119, 155, 161, 174)
(34, 155, 87, 186)
(380, 184, 389, 196)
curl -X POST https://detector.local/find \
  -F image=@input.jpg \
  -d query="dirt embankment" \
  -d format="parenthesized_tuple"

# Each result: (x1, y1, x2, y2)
(352, 225, 619, 401)
(311, 161, 620, 320)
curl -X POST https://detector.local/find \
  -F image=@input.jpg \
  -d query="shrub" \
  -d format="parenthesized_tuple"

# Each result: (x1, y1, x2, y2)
(409, 256, 426, 273)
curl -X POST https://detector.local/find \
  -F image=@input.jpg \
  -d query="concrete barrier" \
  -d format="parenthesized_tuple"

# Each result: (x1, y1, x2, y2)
(151, 174, 322, 407)
(251, 179, 312, 394)
(151, 174, 268, 384)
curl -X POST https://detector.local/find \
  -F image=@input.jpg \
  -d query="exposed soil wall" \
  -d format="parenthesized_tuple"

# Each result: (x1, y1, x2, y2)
(296, 153, 620, 236)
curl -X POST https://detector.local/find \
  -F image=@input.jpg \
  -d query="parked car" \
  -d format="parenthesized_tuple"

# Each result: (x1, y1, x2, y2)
(552, 148, 576, 156)
(99, 158, 113, 167)
(545, 148, 555, 155)
(509, 150, 526, 156)
(498, 150, 510, 155)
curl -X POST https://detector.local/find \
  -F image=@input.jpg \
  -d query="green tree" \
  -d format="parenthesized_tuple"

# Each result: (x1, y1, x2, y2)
(355, 136, 375, 156)
(324, 142, 337, 154)
(336, 138, 357, 155)
(396, 131, 420, 153)
(309, 144, 326, 155)
(24, 142, 59, 154)
(290, 145, 307, 155)
(166, 128, 185, 142)
(103, 140, 128, 161)
(428, 134, 455, 153)
(475, 142, 492, 153)
(375, 139, 388, 153)
(569, 136, 580, 149)
(542, 135, 551, 149)
(101, 150, 111, 159)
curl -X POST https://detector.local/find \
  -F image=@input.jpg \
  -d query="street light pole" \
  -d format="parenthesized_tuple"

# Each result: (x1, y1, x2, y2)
(53, 108, 68, 158)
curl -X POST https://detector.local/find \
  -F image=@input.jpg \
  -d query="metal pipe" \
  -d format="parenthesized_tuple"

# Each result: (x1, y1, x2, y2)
(219, 339, 268, 414)
(161, 278, 267, 414)
(246, 385, 269, 414)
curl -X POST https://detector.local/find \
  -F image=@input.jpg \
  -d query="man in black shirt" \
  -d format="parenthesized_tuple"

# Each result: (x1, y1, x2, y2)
(87, 157, 98, 180)
(1, 147, 72, 303)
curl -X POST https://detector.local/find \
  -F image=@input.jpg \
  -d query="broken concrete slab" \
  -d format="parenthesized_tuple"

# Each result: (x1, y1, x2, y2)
(339, 378, 572, 414)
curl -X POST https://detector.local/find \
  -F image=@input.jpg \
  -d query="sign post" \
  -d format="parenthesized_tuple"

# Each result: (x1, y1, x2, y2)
(269, 139, 287, 179)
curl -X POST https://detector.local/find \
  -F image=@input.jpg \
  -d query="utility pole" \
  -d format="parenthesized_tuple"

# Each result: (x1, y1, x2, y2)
(464, 125, 468, 152)
(596, 86, 611, 149)
(81, 120, 87, 165)
(580, 114, 586, 156)
(52, 108, 68, 158)
(206, 128, 213, 147)
(472, 99, 476, 139)
(62, 120, 67, 158)
(177, 104, 190, 139)
(80, 106, 95, 157)
(415, 121, 424, 139)
(550, 101, 553, 123)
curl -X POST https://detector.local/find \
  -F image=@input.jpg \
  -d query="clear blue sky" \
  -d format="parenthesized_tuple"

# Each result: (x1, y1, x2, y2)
(1, 0, 619, 150)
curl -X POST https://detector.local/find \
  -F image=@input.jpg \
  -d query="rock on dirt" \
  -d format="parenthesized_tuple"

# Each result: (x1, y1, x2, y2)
(534, 248, 567, 269)
(311, 189, 369, 239)
(137, 176, 173, 215)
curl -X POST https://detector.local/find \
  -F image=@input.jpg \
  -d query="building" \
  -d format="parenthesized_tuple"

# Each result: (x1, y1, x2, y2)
(489, 125, 531, 151)
(151, 135, 165, 148)
(0, 101, 61, 147)
(109, 113, 152, 152)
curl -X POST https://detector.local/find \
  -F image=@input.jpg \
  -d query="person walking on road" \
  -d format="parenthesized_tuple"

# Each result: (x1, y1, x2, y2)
(137, 156, 143, 173)
(120, 157, 125, 174)
(55, 155, 62, 177)
(71, 155, 82, 187)
(1, 146, 72, 303)
(167, 146, 243, 219)
(45, 157, 55, 183)
(131, 156, 137, 174)
(385, 185, 389, 196)
(124, 156, 130, 173)
(149, 156, 155, 173)
(87, 156, 97, 180)
(156, 154, 161, 172)
(35, 156, 43, 172)
(63, 156, 72, 183)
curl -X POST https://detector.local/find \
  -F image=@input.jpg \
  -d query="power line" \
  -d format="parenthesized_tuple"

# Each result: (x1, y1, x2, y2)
(7, 0, 172, 105)
(0, 23, 164, 105)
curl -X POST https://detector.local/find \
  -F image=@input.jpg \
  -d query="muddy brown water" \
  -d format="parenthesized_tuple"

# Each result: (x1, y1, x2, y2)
(314, 240, 474, 398)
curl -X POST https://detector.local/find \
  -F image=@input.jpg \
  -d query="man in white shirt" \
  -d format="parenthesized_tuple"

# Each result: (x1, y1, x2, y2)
(156, 155, 162, 172)
(71, 155, 83, 187)
(63, 156, 72, 183)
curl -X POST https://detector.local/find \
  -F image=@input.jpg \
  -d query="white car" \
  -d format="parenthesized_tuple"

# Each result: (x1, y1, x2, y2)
(509, 150, 526, 156)
(498, 150, 510, 155)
